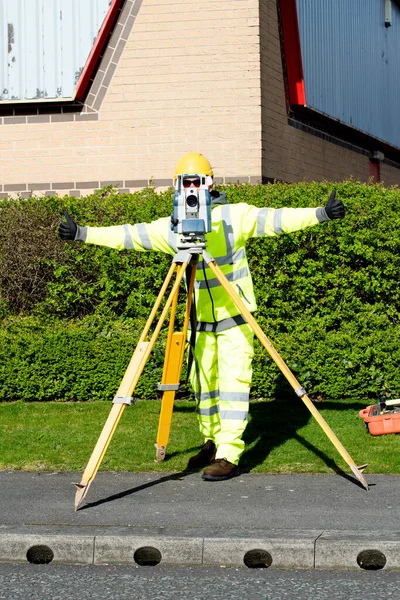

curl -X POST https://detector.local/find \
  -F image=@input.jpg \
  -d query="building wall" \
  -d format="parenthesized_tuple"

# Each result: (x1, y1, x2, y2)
(0, 0, 399, 198)
(259, 1, 400, 186)
(0, 0, 262, 198)
(380, 162, 400, 187)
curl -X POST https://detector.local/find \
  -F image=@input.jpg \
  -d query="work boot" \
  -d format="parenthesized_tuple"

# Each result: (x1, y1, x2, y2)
(187, 440, 216, 469)
(202, 458, 239, 481)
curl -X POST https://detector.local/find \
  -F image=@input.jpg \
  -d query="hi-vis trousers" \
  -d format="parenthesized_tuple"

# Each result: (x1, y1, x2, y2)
(189, 323, 254, 465)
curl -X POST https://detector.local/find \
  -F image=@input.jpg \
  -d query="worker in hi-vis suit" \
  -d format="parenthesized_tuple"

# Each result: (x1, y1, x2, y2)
(59, 152, 345, 481)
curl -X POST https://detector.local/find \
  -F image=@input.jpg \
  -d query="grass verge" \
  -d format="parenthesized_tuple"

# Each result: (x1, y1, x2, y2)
(1, 399, 400, 474)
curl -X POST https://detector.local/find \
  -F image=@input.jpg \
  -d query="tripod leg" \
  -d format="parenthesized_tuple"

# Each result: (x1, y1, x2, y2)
(204, 256, 368, 490)
(74, 341, 149, 510)
(74, 259, 191, 510)
(155, 331, 185, 461)
(155, 262, 197, 461)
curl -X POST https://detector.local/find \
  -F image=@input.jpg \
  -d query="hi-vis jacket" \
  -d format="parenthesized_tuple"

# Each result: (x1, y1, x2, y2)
(78, 193, 328, 327)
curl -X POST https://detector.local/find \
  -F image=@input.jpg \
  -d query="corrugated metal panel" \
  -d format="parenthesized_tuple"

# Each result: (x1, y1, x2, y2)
(0, 0, 112, 101)
(296, 0, 400, 148)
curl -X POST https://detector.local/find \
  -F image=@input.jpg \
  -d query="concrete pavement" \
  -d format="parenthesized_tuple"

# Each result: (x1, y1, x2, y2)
(0, 471, 399, 570)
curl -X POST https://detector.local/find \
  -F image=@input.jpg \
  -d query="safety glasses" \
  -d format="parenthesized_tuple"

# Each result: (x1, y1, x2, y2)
(182, 177, 201, 188)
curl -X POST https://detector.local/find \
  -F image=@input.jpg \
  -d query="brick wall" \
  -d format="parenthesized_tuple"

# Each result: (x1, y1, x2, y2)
(0, 0, 262, 198)
(380, 162, 400, 187)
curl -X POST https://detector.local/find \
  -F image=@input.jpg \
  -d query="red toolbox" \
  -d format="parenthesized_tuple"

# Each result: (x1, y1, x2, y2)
(359, 401, 400, 435)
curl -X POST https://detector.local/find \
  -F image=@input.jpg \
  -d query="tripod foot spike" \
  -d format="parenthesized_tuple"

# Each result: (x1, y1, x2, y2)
(351, 464, 369, 490)
(73, 482, 91, 511)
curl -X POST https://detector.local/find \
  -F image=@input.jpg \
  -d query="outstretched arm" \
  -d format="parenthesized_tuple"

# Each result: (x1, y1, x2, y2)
(237, 189, 345, 240)
(59, 211, 175, 255)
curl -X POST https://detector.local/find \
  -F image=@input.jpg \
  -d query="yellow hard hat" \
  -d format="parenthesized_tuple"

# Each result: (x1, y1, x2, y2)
(174, 152, 213, 179)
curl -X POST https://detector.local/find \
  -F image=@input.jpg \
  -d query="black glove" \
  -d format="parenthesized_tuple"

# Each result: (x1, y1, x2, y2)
(59, 210, 78, 240)
(324, 190, 345, 220)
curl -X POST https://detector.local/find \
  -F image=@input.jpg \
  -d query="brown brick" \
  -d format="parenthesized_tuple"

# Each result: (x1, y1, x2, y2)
(92, 86, 108, 111)
(112, 39, 127, 64)
(100, 180, 123, 187)
(28, 183, 51, 190)
(50, 114, 76, 123)
(76, 181, 100, 189)
(131, 0, 143, 18)
(27, 115, 51, 123)
(125, 179, 148, 188)
(86, 93, 97, 108)
(75, 113, 99, 122)
(152, 178, 173, 187)
(4, 116, 27, 125)
(102, 63, 118, 88)
(4, 183, 27, 191)
(52, 182, 75, 190)
(121, 15, 136, 41)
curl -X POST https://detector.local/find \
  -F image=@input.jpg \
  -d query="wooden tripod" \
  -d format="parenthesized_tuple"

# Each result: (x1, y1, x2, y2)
(73, 246, 368, 510)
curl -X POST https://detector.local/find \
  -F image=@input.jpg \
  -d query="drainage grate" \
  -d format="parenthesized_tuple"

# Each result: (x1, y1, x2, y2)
(243, 549, 273, 568)
(133, 546, 162, 566)
(26, 545, 54, 565)
(357, 549, 387, 570)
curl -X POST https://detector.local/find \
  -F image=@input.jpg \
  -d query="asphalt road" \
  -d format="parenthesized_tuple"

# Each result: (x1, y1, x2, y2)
(0, 564, 399, 600)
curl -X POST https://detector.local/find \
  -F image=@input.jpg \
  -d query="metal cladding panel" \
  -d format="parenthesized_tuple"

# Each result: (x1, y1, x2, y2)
(296, 0, 400, 149)
(0, 0, 111, 101)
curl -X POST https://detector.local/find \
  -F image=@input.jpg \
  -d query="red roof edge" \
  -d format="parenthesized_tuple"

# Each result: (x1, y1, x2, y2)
(74, 0, 124, 102)
(280, 0, 306, 106)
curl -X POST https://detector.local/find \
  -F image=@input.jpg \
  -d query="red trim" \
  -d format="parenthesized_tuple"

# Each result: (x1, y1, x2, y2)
(280, 0, 306, 106)
(74, 0, 124, 102)
(369, 159, 380, 183)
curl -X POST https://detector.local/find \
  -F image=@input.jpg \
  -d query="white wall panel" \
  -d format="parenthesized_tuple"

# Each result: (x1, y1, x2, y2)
(0, 0, 111, 101)
(297, 0, 400, 148)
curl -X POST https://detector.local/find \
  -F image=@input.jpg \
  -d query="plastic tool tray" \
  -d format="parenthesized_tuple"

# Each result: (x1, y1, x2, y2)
(359, 401, 400, 435)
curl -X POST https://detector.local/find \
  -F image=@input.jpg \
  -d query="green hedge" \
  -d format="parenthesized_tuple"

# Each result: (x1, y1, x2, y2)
(1, 181, 400, 402)
(0, 317, 167, 402)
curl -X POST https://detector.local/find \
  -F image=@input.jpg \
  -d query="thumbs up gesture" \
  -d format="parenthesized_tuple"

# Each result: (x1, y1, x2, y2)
(324, 190, 345, 220)
(59, 210, 78, 240)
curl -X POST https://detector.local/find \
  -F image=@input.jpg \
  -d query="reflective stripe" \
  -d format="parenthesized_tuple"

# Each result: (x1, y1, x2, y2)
(273, 208, 284, 235)
(220, 410, 248, 420)
(257, 207, 269, 236)
(198, 405, 220, 416)
(221, 204, 234, 257)
(136, 223, 153, 250)
(194, 267, 248, 289)
(220, 391, 249, 402)
(197, 248, 245, 270)
(123, 224, 134, 249)
(191, 314, 247, 332)
(195, 389, 219, 401)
